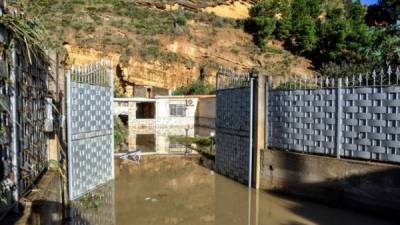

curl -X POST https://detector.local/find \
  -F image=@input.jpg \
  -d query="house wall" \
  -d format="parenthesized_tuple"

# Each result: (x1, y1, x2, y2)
(123, 97, 199, 151)
(195, 97, 216, 136)
(155, 98, 198, 133)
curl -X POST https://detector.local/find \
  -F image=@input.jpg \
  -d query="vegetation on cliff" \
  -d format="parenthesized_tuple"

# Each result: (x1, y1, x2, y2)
(10, 0, 239, 63)
(8, 0, 318, 84)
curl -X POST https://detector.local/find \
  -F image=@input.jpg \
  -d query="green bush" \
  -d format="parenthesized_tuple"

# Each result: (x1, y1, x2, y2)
(173, 80, 216, 96)
(114, 116, 128, 149)
(195, 137, 212, 147)
(176, 16, 187, 27)
(319, 62, 376, 78)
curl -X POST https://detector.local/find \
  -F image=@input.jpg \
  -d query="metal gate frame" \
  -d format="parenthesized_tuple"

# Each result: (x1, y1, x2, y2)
(66, 60, 115, 200)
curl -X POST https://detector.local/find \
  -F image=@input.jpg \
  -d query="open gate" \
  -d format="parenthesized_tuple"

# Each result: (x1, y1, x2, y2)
(66, 60, 114, 200)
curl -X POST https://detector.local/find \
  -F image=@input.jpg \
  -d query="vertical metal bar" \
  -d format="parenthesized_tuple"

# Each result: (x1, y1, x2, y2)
(66, 72, 73, 200)
(110, 63, 115, 178)
(336, 78, 343, 159)
(10, 42, 19, 211)
(289, 87, 293, 150)
(265, 77, 270, 148)
(248, 78, 254, 188)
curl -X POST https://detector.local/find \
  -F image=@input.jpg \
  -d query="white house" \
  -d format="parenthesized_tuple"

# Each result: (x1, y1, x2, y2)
(114, 95, 215, 154)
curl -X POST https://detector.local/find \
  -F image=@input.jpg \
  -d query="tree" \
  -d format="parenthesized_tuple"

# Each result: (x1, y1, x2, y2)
(274, 0, 292, 41)
(345, 0, 366, 25)
(293, 16, 318, 53)
(366, 0, 400, 26)
(318, 8, 351, 63)
(316, 1, 372, 65)
(380, 0, 400, 24)
(361, 26, 400, 65)
(291, 0, 320, 53)
(246, 0, 278, 48)
(342, 0, 372, 63)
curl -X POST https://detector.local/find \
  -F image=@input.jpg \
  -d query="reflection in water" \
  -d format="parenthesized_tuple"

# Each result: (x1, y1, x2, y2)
(136, 134, 156, 152)
(131, 128, 194, 154)
(71, 157, 396, 225)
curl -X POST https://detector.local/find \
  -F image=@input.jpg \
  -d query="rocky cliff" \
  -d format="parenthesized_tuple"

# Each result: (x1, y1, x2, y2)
(23, 0, 316, 97)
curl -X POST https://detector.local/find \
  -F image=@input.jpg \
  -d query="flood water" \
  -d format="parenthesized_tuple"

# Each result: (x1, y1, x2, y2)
(68, 157, 396, 225)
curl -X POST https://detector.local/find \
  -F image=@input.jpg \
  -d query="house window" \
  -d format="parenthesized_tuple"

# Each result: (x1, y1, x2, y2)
(170, 104, 186, 117)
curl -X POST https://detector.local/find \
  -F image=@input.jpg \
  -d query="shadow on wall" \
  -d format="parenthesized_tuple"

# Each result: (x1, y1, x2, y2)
(263, 149, 400, 222)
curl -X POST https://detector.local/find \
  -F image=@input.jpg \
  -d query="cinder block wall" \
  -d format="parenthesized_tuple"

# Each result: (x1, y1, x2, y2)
(215, 88, 251, 184)
(261, 149, 400, 220)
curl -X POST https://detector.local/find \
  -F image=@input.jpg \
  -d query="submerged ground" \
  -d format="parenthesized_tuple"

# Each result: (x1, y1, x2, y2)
(68, 156, 397, 225)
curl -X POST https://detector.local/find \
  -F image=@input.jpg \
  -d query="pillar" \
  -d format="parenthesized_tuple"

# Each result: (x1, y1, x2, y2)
(253, 75, 266, 189)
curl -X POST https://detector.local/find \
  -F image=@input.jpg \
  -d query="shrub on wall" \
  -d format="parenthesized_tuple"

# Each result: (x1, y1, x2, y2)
(173, 80, 216, 96)
(114, 116, 128, 151)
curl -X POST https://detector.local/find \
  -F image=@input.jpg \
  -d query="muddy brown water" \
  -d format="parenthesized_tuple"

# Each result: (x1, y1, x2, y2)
(69, 157, 396, 225)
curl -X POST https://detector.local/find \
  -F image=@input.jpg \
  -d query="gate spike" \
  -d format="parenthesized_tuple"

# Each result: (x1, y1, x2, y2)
(320, 77, 323, 88)
(298, 77, 301, 89)
(358, 74, 362, 86)
(396, 66, 400, 86)
(372, 70, 376, 86)
(380, 68, 384, 86)
(345, 76, 349, 87)
(388, 66, 392, 86)
(314, 77, 318, 89)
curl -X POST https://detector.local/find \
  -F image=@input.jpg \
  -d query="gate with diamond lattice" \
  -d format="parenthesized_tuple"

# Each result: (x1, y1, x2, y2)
(66, 61, 114, 200)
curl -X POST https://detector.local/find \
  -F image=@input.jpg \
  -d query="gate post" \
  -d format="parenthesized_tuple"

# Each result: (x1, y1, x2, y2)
(252, 75, 266, 189)
(336, 78, 343, 159)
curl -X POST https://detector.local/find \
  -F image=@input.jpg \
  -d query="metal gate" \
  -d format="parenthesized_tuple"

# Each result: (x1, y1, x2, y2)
(1, 28, 50, 217)
(215, 67, 255, 187)
(66, 60, 114, 200)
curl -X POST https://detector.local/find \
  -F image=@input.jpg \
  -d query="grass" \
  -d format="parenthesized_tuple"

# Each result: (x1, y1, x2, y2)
(77, 192, 105, 210)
